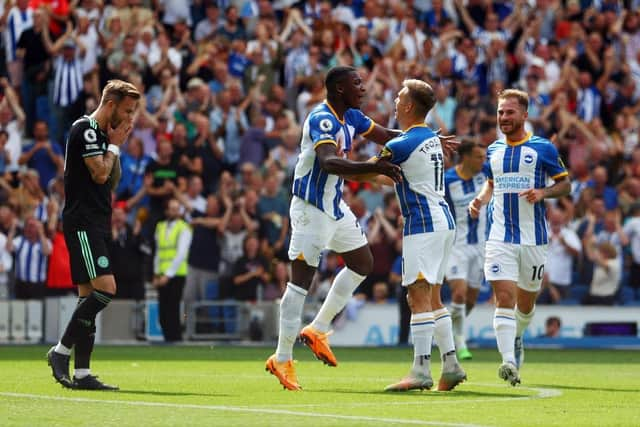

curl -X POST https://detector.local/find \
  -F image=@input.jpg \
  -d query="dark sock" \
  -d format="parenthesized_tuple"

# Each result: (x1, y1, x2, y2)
(61, 290, 114, 349)
(73, 297, 95, 370)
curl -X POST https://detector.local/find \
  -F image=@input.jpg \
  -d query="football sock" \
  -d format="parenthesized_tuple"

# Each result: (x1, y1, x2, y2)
(450, 302, 467, 350)
(311, 267, 366, 333)
(494, 308, 516, 364)
(410, 312, 434, 376)
(434, 308, 459, 370)
(275, 282, 307, 363)
(515, 305, 535, 338)
(60, 290, 114, 350)
(74, 295, 96, 372)
(74, 369, 90, 379)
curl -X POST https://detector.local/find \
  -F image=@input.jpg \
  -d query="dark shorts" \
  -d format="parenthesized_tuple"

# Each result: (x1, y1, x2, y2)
(64, 227, 112, 284)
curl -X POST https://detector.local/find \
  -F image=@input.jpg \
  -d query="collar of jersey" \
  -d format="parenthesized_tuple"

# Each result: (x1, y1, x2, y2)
(506, 131, 532, 146)
(323, 101, 345, 124)
(403, 123, 428, 132)
(455, 165, 473, 181)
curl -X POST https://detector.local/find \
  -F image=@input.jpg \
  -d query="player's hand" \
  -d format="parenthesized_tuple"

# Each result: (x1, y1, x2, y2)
(375, 159, 402, 183)
(434, 129, 460, 157)
(519, 188, 544, 204)
(468, 197, 482, 219)
(108, 120, 133, 147)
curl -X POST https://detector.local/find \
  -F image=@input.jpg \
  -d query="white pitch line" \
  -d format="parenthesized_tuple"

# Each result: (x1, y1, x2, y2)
(0, 392, 492, 427)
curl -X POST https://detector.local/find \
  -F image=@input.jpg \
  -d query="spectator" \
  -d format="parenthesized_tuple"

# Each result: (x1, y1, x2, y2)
(18, 121, 64, 192)
(257, 174, 289, 260)
(184, 194, 224, 311)
(0, 227, 12, 299)
(231, 233, 268, 301)
(540, 208, 582, 304)
(153, 198, 192, 342)
(16, 7, 51, 138)
(6, 216, 51, 300)
(582, 240, 621, 305)
(539, 316, 562, 338)
(623, 203, 640, 292)
(263, 259, 288, 301)
(110, 205, 147, 300)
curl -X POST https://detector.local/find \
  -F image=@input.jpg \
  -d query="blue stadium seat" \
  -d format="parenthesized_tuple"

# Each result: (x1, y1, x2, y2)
(618, 287, 635, 305)
(568, 285, 589, 302)
(560, 298, 580, 306)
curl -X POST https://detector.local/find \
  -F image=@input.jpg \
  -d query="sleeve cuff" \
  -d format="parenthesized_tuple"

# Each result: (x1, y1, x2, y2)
(360, 120, 376, 137)
(313, 139, 338, 149)
(551, 171, 569, 180)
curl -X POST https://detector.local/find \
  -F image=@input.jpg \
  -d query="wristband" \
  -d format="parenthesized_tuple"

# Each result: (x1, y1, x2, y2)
(107, 144, 120, 156)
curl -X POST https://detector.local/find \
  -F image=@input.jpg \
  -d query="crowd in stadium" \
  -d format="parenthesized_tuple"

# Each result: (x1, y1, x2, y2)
(0, 0, 639, 317)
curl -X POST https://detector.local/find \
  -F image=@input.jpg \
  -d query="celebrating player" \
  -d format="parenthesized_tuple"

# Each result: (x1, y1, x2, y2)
(265, 66, 403, 391)
(444, 141, 489, 360)
(469, 89, 570, 385)
(47, 80, 140, 390)
(381, 79, 467, 392)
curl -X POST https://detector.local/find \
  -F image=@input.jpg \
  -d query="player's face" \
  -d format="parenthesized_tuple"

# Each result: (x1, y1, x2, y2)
(466, 146, 487, 174)
(497, 97, 527, 138)
(110, 97, 139, 129)
(394, 87, 410, 121)
(342, 72, 366, 109)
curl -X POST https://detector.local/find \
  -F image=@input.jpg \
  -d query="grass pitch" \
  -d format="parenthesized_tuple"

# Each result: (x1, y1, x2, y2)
(0, 345, 638, 427)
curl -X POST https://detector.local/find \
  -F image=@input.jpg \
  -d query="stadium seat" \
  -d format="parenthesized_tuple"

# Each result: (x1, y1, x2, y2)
(618, 287, 635, 305)
(568, 285, 589, 302)
(559, 298, 580, 306)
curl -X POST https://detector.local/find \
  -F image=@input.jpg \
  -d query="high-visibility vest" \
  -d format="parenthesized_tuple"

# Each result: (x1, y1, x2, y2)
(155, 219, 190, 277)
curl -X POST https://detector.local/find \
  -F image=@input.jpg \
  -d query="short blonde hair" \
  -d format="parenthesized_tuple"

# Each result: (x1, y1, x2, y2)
(498, 89, 529, 111)
(100, 79, 141, 106)
(402, 79, 436, 118)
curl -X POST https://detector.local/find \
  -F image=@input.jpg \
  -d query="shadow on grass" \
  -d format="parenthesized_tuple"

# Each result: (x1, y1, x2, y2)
(531, 383, 638, 393)
(311, 388, 526, 399)
(116, 389, 231, 398)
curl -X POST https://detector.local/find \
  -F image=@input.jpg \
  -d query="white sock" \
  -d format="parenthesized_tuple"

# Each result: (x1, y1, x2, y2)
(434, 307, 458, 369)
(54, 342, 71, 356)
(515, 306, 535, 338)
(494, 308, 516, 364)
(450, 303, 467, 350)
(275, 282, 307, 362)
(410, 312, 434, 375)
(74, 369, 90, 379)
(311, 267, 366, 333)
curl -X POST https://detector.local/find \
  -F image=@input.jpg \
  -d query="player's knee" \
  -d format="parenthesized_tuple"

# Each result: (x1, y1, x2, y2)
(494, 289, 515, 307)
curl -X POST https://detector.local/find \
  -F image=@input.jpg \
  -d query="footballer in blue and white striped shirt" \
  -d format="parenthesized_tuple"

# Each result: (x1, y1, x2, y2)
(469, 89, 570, 386)
(266, 66, 404, 391)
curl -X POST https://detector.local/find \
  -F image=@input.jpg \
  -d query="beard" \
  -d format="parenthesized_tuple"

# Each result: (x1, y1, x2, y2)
(110, 109, 122, 129)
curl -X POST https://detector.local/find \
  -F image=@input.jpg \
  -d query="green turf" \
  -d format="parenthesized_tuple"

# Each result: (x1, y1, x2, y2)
(0, 345, 638, 427)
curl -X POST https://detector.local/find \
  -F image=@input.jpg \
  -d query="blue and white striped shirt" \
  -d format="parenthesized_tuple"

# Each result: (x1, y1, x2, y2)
(4, 7, 32, 62)
(12, 235, 50, 283)
(382, 125, 455, 236)
(445, 165, 490, 246)
(486, 133, 568, 246)
(53, 56, 84, 107)
(291, 102, 375, 220)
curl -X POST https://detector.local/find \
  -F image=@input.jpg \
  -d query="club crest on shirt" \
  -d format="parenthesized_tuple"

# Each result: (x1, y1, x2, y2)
(524, 154, 534, 164)
(319, 118, 333, 132)
(84, 128, 97, 143)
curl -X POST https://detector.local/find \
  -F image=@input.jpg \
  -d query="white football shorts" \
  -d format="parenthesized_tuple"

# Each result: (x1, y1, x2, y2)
(484, 240, 548, 292)
(288, 196, 368, 267)
(446, 243, 485, 289)
(401, 229, 455, 286)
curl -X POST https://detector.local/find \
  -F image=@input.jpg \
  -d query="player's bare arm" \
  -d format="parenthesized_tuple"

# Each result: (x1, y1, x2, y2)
(84, 120, 131, 184)
(110, 157, 122, 191)
(469, 180, 494, 219)
(519, 176, 571, 204)
(315, 143, 402, 183)
(364, 124, 402, 145)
